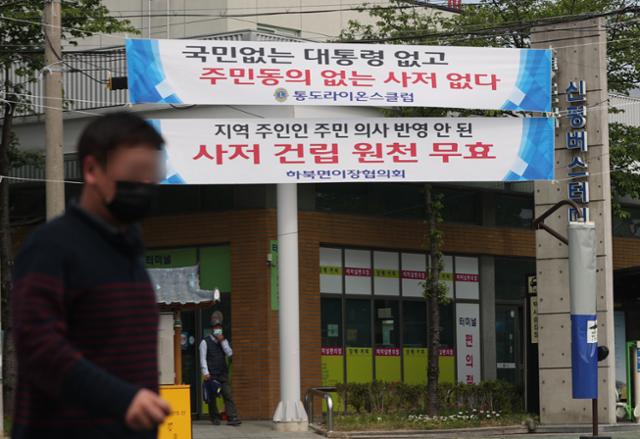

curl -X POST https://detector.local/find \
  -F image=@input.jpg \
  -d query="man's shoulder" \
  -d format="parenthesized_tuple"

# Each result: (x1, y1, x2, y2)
(22, 211, 80, 252)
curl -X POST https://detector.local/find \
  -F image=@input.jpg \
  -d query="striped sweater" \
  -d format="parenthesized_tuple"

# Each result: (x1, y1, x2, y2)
(11, 205, 160, 439)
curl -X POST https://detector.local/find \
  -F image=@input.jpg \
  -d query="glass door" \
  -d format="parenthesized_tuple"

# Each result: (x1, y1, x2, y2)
(495, 305, 524, 387)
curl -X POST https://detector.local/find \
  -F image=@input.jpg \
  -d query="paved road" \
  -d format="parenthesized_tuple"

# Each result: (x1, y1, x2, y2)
(193, 421, 640, 439)
(503, 435, 639, 439)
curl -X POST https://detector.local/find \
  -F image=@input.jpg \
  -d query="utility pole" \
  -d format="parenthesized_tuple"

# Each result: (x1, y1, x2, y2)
(44, 0, 65, 219)
(272, 184, 308, 432)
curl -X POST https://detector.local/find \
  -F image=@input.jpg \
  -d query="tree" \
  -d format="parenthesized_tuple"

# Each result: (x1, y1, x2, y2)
(341, 0, 640, 214)
(0, 0, 136, 418)
(340, 0, 640, 413)
(422, 184, 449, 416)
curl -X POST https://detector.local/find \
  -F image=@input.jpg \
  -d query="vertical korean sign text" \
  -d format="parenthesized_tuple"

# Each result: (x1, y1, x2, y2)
(127, 39, 552, 111)
(565, 80, 590, 221)
(456, 303, 481, 384)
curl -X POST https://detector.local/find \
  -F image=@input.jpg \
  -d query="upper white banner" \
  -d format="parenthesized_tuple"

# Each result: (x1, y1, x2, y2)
(127, 39, 552, 112)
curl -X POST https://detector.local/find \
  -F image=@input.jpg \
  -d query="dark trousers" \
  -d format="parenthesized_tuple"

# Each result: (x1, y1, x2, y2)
(208, 374, 238, 419)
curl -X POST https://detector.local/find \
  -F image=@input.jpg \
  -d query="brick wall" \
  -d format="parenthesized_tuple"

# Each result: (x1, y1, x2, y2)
(143, 210, 279, 419)
(613, 236, 640, 269)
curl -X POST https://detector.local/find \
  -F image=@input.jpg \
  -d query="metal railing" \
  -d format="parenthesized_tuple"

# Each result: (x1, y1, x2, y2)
(304, 386, 335, 433)
(2, 29, 306, 118)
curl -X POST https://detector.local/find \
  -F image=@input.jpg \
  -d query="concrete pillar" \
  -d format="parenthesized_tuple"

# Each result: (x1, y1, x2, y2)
(273, 184, 309, 431)
(532, 18, 616, 424)
(480, 256, 497, 380)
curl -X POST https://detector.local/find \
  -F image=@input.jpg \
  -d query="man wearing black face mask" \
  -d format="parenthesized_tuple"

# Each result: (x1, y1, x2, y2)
(11, 112, 171, 439)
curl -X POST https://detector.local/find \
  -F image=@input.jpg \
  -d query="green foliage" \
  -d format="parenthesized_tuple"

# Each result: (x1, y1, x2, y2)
(340, 1, 640, 217)
(335, 380, 522, 415)
(0, 0, 137, 69)
(610, 122, 640, 218)
(1, 0, 138, 104)
(1, 1, 136, 168)
(423, 187, 449, 304)
(333, 411, 531, 432)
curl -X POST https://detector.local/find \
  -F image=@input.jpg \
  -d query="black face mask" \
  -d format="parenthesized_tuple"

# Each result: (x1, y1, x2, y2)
(106, 181, 155, 224)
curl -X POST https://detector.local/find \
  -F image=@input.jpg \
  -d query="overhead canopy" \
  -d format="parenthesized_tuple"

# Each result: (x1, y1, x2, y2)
(148, 265, 215, 306)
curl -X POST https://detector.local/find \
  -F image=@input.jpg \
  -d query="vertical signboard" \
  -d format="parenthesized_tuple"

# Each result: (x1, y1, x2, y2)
(401, 252, 426, 298)
(455, 256, 480, 300)
(565, 80, 590, 222)
(403, 347, 428, 384)
(374, 251, 400, 295)
(321, 347, 345, 386)
(441, 255, 454, 299)
(345, 249, 372, 295)
(530, 296, 539, 344)
(320, 247, 343, 294)
(456, 303, 481, 384)
(346, 347, 373, 383)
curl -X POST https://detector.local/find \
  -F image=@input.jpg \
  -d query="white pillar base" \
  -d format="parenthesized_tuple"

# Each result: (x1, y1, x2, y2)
(273, 400, 308, 431)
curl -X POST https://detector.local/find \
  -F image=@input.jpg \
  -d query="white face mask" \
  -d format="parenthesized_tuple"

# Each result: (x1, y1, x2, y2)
(213, 329, 223, 337)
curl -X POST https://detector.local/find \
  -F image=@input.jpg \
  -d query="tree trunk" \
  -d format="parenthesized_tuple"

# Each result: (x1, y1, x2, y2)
(425, 184, 442, 416)
(0, 80, 16, 421)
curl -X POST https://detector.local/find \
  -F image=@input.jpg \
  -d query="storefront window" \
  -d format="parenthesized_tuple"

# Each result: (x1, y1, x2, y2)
(321, 246, 479, 386)
(346, 299, 371, 347)
(374, 300, 399, 347)
(439, 303, 455, 349)
(613, 205, 640, 238)
(315, 184, 481, 223)
(180, 311, 197, 411)
(496, 194, 534, 228)
(403, 301, 427, 347)
(321, 298, 342, 347)
(437, 187, 482, 224)
(495, 258, 535, 301)
(316, 184, 368, 214)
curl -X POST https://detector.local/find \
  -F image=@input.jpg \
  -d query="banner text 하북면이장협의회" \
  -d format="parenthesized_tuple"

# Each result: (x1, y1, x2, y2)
(150, 117, 555, 185)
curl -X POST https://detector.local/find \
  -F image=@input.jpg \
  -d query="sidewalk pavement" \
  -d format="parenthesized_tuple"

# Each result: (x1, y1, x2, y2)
(193, 420, 318, 439)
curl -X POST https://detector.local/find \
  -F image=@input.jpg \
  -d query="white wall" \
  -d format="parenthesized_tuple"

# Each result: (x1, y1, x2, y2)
(72, 0, 455, 49)
(158, 312, 175, 385)
(610, 93, 640, 128)
(13, 105, 383, 154)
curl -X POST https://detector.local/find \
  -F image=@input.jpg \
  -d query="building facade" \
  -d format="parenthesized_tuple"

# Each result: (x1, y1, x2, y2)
(5, 1, 640, 423)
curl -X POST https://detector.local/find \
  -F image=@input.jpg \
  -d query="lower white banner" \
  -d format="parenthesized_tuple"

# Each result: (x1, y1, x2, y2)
(152, 117, 554, 184)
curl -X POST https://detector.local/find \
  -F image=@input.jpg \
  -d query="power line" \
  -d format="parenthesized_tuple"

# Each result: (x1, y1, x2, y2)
(9, 88, 640, 124)
(101, 1, 459, 14)
(2, 3, 457, 25)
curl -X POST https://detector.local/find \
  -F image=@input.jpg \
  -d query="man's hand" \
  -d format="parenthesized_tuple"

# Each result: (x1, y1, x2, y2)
(215, 334, 225, 342)
(125, 389, 171, 431)
(203, 374, 211, 381)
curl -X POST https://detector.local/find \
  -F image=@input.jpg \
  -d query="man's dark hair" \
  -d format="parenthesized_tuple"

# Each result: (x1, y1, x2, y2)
(77, 112, 164, 168)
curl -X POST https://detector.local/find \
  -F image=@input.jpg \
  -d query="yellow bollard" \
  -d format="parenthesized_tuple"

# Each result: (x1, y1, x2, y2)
(158, 385, 192, 439)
